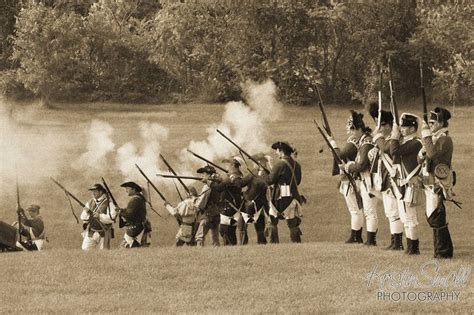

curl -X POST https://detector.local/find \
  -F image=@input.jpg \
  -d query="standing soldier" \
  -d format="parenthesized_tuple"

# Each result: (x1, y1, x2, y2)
(15, 205, 46, 251)
(119, 181, 148, 248)
(328, 126, 364, 244)
(194, 165, 221, 247)
(369, 105, 405, 250)
(390, 113, 423, 255)
(216, 157, 244, 246)
(80, 184, 116, 250)
(418, 107, 455, 258)
(343, 111, 379, 246)
(165, 187, 199, 246)
(239, 153, 271, 245)
(266, 141, 303, 243)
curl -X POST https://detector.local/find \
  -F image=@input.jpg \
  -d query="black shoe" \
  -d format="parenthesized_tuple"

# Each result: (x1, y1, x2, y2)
(405, 238, 412, 254)
(392, 233, 404, 251)
(345, 230, 357, 244)
(408, 239, 420, 255)
(365, 231, 377, 246)
(385, 234, 395, 250)
(355, 228, 363, 243)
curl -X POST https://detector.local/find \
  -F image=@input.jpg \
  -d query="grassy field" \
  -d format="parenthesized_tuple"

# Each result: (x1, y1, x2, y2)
(0, 100, 472, 313)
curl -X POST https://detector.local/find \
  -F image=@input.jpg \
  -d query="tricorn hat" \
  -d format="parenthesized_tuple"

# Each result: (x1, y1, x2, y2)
(368, 103, 393, 125)
(429, 107, 451, 123)
(26, 204, 40, 212)
(196, 165, 216, 175)
(251, 153, 270, 165)
(88, 183, 106, 192)
(120, 181, 142, 192)
(271, 141, 294, 154)
(221, 157, 242, 167)
(347, 110, 366, 130)
(400, 113, 418, 128)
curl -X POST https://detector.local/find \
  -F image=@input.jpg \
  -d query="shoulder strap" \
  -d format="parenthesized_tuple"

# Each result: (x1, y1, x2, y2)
(281, 158, 296, 187)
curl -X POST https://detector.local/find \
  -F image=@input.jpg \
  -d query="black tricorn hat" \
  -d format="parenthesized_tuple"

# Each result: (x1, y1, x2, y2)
(347, 110, 365, 130)
(400, 113, 418, 128)
(271, 141, 294, 154)
(368, 103, 393, 125)
(197, 165, 216, 175)
(88, 183, 106, 192)
(430, 107, 451, 123)
(120, 181, 142, 192)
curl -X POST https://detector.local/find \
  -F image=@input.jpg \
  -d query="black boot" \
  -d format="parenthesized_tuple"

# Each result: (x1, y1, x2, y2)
(408, 239, 420, 255)
(355, 228, 363, 243)
(392, 233, 404, 251)
(435, 226, 453, 258)
(365, 231, 377, 246)
(405, 238, 412, 254)
(345, 230, 357, 244)
(385, 234, 395, 250)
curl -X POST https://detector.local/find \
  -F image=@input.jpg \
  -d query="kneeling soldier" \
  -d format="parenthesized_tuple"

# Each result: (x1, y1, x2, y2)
(81, 184, 116, 250)
(165, 187, 199, 246)
(119, 181, 148, 248)
(15, 204, 46, 251)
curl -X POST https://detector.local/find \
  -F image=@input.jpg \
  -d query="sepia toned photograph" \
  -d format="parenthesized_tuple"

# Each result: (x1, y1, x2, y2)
(0, 0, 472, 313)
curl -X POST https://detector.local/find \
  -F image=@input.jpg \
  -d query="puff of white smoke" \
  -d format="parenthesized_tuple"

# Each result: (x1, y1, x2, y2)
(116, 122, 169, 180)
(73, 120, 115, 171)
(179, 80, 282, 174)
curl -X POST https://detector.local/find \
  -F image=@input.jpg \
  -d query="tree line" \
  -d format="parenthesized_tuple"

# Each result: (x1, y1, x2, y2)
(0, 0, 471, 105)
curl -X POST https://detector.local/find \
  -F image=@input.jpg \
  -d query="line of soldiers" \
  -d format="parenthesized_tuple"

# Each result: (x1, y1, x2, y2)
(0, 140, 304, 251)
(329, 106, 456, 259)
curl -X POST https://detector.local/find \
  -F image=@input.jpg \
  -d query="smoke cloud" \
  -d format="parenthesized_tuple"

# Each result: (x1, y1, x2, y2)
(179, 79, 282, 173)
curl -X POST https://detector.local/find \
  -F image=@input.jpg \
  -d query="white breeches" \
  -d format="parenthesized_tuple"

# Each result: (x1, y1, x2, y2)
(382, 191, 404, 234)
(424, 186, 441, 218)
(397, 199, 419, 240)
(360, 181, 378, 232)
(81, 231, 105, 250)
(342, 186, 364, 230)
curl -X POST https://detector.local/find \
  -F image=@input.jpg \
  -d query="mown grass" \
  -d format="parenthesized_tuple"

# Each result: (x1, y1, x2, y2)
(0, 243, 472, 313)
(1, 102, 473, 313)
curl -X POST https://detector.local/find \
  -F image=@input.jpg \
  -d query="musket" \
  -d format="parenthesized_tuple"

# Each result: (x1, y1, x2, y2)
(101, 177, 120, 222)
(135, 164, 168, 203)
(186, 149, 229, 173)
(159, 154, 190, 195)
(216, 129, 270, 174)
(377, 66, 384, 129)
(315, 83, 331, 136)
(387, 56, 399, 124)
(50, 177, 83, 224)
(157, 174, 210, 181)
(313, 120, 363, 209)
(420, 58, 429, 124)
(16, 174, 22, 243)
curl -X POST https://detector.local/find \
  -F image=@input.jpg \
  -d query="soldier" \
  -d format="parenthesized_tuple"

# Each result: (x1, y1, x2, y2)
(343, 111, 379, 246)
(238, 153, 271, 245)
(15, 205, 46, 251)
(194, 165, 221, 247)
(329, 123, 365, 244)
(119, 181, 148, 248)
(390, 113, 423, 255)
(216, 157, 244, 246)
(369, 105, 405, 250)
(165, 186, 199, 246)
(80, 184, 116, 250)
(266, 141, 303, 243)
(418, 107, 455, 258)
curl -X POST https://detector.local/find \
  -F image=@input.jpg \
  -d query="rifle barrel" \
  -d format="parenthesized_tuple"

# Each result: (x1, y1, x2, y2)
(157, 174, 204, 181)
(101, 177, 119, 208)
(388, 57, 399, 123)
(315, 84, 332, 136)
(186, 149, 229, 173)
(420, 59, 429, 123)
(50, 177, 85, 207)
(159, 154, 190, 194)
(135, 164, 167, 202)
(216, 129, 270, 173)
